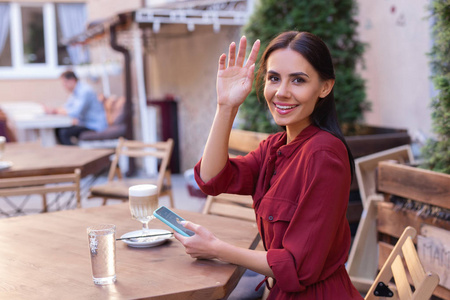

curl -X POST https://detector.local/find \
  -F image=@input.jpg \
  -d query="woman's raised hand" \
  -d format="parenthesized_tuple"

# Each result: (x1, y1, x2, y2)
(217, 36, 260, 108)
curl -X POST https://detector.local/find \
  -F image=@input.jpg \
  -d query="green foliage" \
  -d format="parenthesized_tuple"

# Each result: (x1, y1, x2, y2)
(422, 0, 450, 174)
(239, 0, 369, 133)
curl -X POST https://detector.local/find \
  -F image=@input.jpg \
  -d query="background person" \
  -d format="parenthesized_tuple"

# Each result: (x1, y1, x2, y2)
(174, 32, 363, 299)
(47, 70, 107, 145)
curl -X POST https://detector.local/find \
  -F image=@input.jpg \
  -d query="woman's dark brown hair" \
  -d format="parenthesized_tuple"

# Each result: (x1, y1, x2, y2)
(256, 31, 355, 180)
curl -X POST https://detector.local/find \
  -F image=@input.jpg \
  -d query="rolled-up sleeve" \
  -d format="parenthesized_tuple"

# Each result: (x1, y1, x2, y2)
(194, 152, 260, 196)
(266, 149, 351, 292)
(193, 137, 273, 196)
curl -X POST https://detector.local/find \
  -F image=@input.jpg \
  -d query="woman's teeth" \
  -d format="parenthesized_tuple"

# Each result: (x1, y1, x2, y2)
(275, 104, 296, 109)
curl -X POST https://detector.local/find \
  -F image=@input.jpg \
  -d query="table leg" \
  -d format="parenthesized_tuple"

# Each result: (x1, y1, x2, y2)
(39, 128, 58, 146)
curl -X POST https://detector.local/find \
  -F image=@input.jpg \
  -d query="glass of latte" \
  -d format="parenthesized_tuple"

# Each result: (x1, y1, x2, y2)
(128, 184, 159, 234)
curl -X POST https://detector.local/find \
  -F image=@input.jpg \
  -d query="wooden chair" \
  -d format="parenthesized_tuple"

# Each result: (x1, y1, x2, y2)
(202, 193, 256, 222)
(89, 137, 174, 207)
(0, 169, 81, 215)
(365, 226, 439, 300)
(228, 129, 269, 157)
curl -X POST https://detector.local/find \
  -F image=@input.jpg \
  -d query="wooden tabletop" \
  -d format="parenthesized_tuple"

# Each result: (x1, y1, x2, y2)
(0, 203, 260, 299)
(0, 142, 114, 178)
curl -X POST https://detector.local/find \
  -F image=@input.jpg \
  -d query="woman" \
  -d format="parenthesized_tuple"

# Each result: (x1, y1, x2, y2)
(174, 31, 363, 299)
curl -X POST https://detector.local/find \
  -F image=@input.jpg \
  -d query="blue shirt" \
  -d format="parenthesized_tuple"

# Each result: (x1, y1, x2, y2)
(64, 81, 108, 132)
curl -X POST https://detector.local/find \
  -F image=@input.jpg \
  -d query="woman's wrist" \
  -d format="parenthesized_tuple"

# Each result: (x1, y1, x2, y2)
(213, 239, 232, 262)
(215, 104, 239, 124)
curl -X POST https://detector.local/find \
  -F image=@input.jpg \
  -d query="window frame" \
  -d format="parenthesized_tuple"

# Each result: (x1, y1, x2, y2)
(0, 2, 78, 79)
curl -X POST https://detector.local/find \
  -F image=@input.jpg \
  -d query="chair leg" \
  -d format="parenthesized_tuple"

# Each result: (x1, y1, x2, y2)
(42, 194, 47, 212)
(102, 198, 108, 206)
(164, 171, 174, 208)
(168, 191, 175, 208)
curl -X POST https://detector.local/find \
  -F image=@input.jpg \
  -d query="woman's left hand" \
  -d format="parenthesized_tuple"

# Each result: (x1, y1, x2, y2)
(174, 221, 221, 260)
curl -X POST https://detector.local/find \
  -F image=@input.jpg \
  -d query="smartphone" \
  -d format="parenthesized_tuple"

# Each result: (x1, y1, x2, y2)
(153, 206, 195, 237)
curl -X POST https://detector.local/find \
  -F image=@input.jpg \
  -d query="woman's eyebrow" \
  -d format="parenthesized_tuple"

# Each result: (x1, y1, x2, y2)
(267, 70, 309, 78)
(289, 72, 309, 78)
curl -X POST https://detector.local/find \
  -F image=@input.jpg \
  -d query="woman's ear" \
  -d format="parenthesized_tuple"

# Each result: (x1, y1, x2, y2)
(319, 79, 335, 98)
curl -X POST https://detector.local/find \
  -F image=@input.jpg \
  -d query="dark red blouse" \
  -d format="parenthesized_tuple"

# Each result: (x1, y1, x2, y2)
(194, 125, 362, 299)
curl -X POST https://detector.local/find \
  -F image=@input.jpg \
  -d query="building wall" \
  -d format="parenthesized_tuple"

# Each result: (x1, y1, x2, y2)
(146, 24, 241, 171)
(0, 79, 66, 107)
(86, 0, 141, 21)
(356, 0, 434, 139)
(0, 72, 108, 107)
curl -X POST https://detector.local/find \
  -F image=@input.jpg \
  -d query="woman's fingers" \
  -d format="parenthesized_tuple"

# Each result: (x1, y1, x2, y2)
(235, 36, 247, 66)
(245, 39, 260, 67)
(221, 37, 260, 71)
(218, 53, 227, 71)
(181, 220, 199, 232)
(227, 42, 236, 67)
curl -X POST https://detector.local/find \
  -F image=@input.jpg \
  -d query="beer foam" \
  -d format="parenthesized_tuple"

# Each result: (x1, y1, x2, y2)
(128, 184, 158, 196)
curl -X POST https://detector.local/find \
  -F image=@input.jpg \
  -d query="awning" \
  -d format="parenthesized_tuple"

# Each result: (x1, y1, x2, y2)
(135, 0, 252, 33)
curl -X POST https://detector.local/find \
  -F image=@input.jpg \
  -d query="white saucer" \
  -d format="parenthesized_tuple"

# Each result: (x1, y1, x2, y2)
(120, 229, 173, 248)
(0, 161, 13, 170)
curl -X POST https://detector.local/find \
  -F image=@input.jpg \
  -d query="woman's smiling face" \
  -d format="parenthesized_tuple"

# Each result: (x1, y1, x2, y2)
(264, 48, 334, 141)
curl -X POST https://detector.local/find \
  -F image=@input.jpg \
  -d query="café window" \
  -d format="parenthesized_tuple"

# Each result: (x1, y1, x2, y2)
(21, 6, 46, 64)
(0, 2, 89, 78)
(0, 3, 12, 66)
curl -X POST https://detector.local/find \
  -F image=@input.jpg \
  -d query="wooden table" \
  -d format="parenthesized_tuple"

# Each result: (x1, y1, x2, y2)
(0, 142, 114, 178)
(0, 203, 260, 299)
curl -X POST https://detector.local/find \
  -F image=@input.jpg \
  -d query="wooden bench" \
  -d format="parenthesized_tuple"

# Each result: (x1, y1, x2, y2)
(350, 161, 450, 299)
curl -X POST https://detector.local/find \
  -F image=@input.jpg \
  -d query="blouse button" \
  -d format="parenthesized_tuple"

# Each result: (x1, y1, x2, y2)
(273, 170, 277, 176)
(268, 216, 274, 221)
(277, 150, 282, 156)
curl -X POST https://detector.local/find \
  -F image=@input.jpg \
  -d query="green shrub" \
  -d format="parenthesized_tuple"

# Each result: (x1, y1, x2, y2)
(239, 0, 369, 133)
(422, 0, 450, 174)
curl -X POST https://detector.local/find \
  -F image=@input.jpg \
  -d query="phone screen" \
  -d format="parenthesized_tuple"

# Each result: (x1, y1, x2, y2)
(154, 206, 195, 237)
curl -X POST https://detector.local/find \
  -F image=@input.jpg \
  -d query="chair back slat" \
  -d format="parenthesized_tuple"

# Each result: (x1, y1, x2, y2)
(213, 193, 254, 205)
(0, 169, 81, 209)
(124, 140, 171, 150)
(391, 255, 413, 300)
(0, 185, 78, 197)
(228, 129, 269, 155)
(120, 150, 166, 159)
(203, 194, 255, 222)
(0, 173, 79, 188)
(412, 273, 440, 300)
(402, 237, 425, 288)
(208, 201, 255, 222)
(95, 137, 174, 207)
